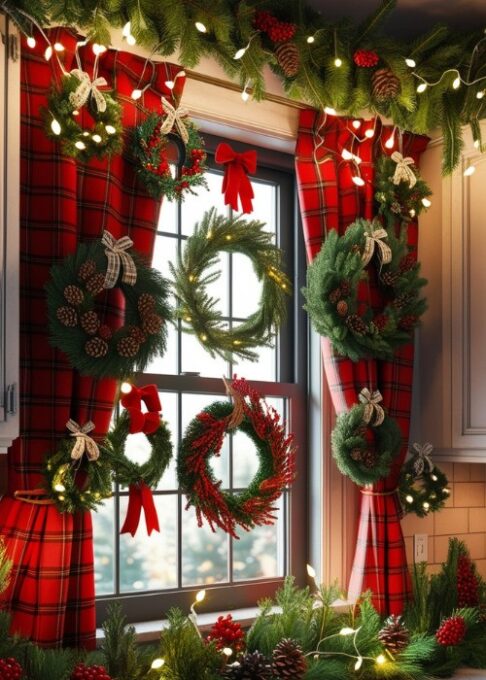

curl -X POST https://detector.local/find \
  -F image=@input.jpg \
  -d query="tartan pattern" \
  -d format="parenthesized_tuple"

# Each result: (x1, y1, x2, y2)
(0, 28, 183, 647)
(295, 109, 428, 614)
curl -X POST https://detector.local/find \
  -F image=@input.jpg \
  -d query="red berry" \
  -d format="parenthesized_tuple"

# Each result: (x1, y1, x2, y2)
(353, 48, 379, 68)
(436, 616, 467, 646)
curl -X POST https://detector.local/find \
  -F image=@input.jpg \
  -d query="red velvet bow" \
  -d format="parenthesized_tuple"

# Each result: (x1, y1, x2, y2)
(120, 481, 160, 536)
(121, 384, 161, 435)
(215, 142, 257, 214)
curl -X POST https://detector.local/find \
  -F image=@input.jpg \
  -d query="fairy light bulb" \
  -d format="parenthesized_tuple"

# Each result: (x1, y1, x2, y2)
(431, 474, 438, 481)
(306, 564, 316, 579)
(122, 21, 132, 37)
(75, 141, 86, 150)
(477, 90, 485, 99)
(105, 125, 116, 135)
(376, 654, 386, 666)
(352, 176, 365, 187)
(127, 34, 136, 46)
(92, 43, 107, 55)
(234, 47, 247, 60)
(44, 45, 53, 61)
(417, 82, 427, 93)
(464, 165, 476, 176)
(385, 134, 395, 149)
(131, 89, 142, 100)
(121, 382, 132, 394)
(405, 58, 416, 68)
(423, 501, 430, 511)
(196, 589, 206, 603)
(54, 483, 66, 492)
(54, 42, 65, 52)
(364, 128, 375, 138)
(474, 140, 480, 148)
(339, 627, 355, 636)
(195, 21, 207, 33)
(50, 119, 62, 136)
(444, 487, 450, 494)
(334, 57, 342, 67)
(241, 89, 250, 102)
(223, 648, 233, 657)
(406, 494, 414, 503)
(27, 36, 36, 48)
(306, 35, 315, 44)
(355, 657, 363, 671)
(324, 106, 337, 115)
(92, 134, 102, 143)
(352, 120, 361, 129)
(452, 76, 461, 89)
(151, 658, 165, 670)
(341, 149, 353, 160)
(165, 80, 175, 89)
(422, 197, 432, 208)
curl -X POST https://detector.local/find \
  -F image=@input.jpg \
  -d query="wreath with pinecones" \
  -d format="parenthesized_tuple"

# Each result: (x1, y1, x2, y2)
(177, 377, 296, 539)
(45, 232, 171, 379)
(399, 443, 450, 517)
(302, 218, 427, 362)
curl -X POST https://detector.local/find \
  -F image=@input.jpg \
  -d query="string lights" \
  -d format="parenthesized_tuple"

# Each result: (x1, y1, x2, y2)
(233, 33, 259, 60)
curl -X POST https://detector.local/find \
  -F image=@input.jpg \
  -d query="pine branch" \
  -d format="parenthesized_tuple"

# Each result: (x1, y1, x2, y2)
(355, 0, 397, 44)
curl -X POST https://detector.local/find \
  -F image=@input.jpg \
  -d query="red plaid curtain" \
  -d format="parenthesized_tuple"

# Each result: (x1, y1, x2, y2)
(0, 28, 183, 647)
(295, 109, 428, 614)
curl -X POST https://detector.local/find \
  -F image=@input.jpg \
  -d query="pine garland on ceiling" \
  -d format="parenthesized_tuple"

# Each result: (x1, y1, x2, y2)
(2, 0, 486, 172)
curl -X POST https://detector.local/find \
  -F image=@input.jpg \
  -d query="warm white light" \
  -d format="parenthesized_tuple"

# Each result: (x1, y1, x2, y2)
(355, 657, 363, 671)
(222, 648, 233, 657)
(365, 128, 375, 138)
(334, 57, 343, 67)
(409, 209, 416, 218)
(306, 564, 316, 579)
(385, 134, 395, 149)
(44, 45, 53, 61)
(122, 21, 132, 37)
(444, 487, 450, 494)
(75, 141, 86, 150)
(72, 110, 79, 116)
(196, 589, 206, 603)
(27, 36, 36, 48)
(92, 43, 107, 55)
(422, 198, 432, 208)
(92, 134, 102, 143)
(324, 106, 337, 115)
(241, 90, 250, 102)
(54, 42, 65, 52)
(376, 654, 386, 666)
(352, 120, 361, 129)
(165, 80, 175, 89)
(406, 494, 414, 503)
(54, 483, 66, 492)
(234, 47, 247, 60)
(431, 474, 438, 481)
(405, 58, 416, 68)
(477, 90, 485, 99)
(464, 165, 476, 176)
(127, 34, 136, 46)
(83, 131, 90, 137)
(195, 21, 207, 33)
(121, 382, 132, 394)
(131, 88, 142, 100)
(339, 627, 355, 636)
(105, 125, 116, 134)
(353, 155, 362, 165)
(51, 119, 62, 136)
(474, 140, 480, 148)
(452, 76, 461, 90)
(417, 82, 428, 93)
(423, 502, 430, 511)
(341, 149, 353, 160)
(307, 35, 315, 44)
(151, 658, 165, 670)
(352, 176, 365, 186)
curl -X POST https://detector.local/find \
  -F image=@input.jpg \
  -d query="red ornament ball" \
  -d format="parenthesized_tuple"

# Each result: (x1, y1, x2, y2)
(0, 658, 22, 680)
(206, 614, 246, 654)
(436, 616, 467, 646)
(71, 663, 112, 680)
(457, 554, 480, 607)
(353, 49, 379, 68)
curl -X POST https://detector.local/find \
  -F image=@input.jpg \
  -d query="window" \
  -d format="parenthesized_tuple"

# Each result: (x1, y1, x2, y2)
(94, 138, 307, 624)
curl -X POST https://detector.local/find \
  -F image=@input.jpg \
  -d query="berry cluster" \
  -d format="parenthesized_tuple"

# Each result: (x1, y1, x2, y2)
(399, 314, 418, 331)
(253, 10, 296, 43)
(145, 158, 170, 177)
(0, 658, 22, 680)
(436, 615, 466, 647)
(181, 148, 205, 177)
(206, 614, 245, 654)
(353, 49, 380, 68)
(71, 663, 112, 680)
(373, 313, 389, 331)
(457, 554, 480, 607)
(399, 253, 416, 273)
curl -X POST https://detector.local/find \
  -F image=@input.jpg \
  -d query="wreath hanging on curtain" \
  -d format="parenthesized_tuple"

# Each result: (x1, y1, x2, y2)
(399, 442, 451, 517)
(45, 231, 172, 379)
(302, 218, 427, 362)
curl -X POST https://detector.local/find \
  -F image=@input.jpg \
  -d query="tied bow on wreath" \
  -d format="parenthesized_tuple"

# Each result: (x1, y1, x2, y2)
(361, 222, 392, 267)
(69, 69, 108, 113)
(391, 151, 417, 188)
(120, 383, 162, 434)
(411, 442, 435, 477)
(359, 388, 385, 426)
(160, 97, 189, 144)
(66, 419, 100, 461)
(102, 230, 137, 289)
(215, 142, 257, 214)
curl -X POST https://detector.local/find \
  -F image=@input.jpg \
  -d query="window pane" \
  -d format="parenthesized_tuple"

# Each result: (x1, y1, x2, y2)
(93, 497, 115, 595)
(181, 171, 227, 236)
(181, 332, 229, 378)
(158, 391, 178, 490)
(232, 430, 260, 489)
(157, 196, 178, 234)
(237, 181, 276, 234)
(233, 342, 276, 382)
(231, 252, 262, 319)
(145, 321, 177, 375)
(181, 504, 229, 586)
(119, 494, 178, 592)
(152, 234, 178, 278)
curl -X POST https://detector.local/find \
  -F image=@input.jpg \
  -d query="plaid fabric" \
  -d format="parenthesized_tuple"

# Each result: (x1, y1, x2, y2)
(0, 28, 183, 647)
(295, 109, 428, 614)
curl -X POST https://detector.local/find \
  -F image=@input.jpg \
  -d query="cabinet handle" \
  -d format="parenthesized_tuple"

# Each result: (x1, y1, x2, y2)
(5, 383, 16, 416)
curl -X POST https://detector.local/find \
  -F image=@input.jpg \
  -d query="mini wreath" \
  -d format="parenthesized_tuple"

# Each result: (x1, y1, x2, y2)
(45, 231, 172, 380)
(170, 208, 292, 362)
(44, 69, 123, 162)
(133, 102, 207, 201)
(302, 218, 427, 362)
(331, 392, 402, 485)
(44, 420, 113, 513)
(177, 378, 296, 539)
(399, 443, 450, 517)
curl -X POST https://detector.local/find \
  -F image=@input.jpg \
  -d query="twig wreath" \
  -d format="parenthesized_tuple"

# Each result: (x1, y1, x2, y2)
(399, 442, 450, 517)
(45, 231, 172, 379)
(43, 420, 112, 513)
(170, 208, 291, 362)
(331, 389, 402, 485)
(177, 377, 296, 539)
(302, 218, 427, 362)
(44, 68, 123, 162)
(133, 102, 207, 201)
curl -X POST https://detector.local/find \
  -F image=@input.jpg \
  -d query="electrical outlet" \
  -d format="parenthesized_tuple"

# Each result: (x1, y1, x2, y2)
(414, 534, 428, 562)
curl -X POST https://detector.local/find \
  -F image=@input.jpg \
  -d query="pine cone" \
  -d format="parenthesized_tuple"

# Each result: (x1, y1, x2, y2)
(346, 314, 367, 335)
(436, 616, 466, 646)
(78, 259, 97, 282)
(56, 306, 78, 327)
(142, 313, 163, 335)
(85, 337, 108, 358)
(86, 273, 106, 296)
(328, 288, 342, 304)
(399, 254, 416, 273)
(272, 638, 307, 679)
(337, 300, 348, 317)
(373, 314, 388, 332)
(80, 311, 100, 335)
(399, 314, 418, 331)
(275, 42, 300, 77)
(71, 663, 112, 680)
(98, 324, 113, 341)
(372, 67, 401, 101)
(378, 615, 410, 654)
(223, 651, 272, 680)
(117, 336, 140, 358)
(394, 292, 416, 310)
(0, 658, 23, 680)
(351, 448, 376, 469)
(138, 293, 156, 316)
(128, 326, 147, 344)
(64, 284, 84, 306)
(380, 270, 399, 287)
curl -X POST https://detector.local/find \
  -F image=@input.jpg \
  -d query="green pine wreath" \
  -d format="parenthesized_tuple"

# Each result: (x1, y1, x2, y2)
(331, 403, 402, 485)
(170, 208, 291, 362)
(45, 236, 172, 380)
(302, 218, 427, 362)
(399, 452, 450, 517)
(102, 410, 173, 489)
(44, 70, 123, 162)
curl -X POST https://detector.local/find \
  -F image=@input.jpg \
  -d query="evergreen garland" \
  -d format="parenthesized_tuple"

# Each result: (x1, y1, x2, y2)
(4, 0, 485, 173)
(170, 208, 291, 362)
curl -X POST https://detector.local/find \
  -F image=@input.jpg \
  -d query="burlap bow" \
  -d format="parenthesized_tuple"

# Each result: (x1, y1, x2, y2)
(66, 419, 100, 461)
(359, 388, 385, 426)
(391, 151, 417, 188)
(69, 69, 108, 113)
(411, 442, 434, 477)
(159, 97, 189, 144)
(361, 222, 392, 267)
(101, 231, 137, 289)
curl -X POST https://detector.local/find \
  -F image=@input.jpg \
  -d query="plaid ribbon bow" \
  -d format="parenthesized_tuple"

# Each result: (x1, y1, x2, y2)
(101, 231, 137, 289)
(361, 221, 392, 267)
(411, 442, 434, 477)
(391, 151, 417, 188)
(359, 388, 385, 426)
(68, 69, 108, 113)
(159, 97, 189, 144)
(66, 419, 100, 461)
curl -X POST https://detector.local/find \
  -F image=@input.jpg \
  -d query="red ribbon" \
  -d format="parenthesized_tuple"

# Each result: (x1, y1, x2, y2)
(120, 481, 160, 536)
(121, 384, 161, 435)
(215, 142, 257, 214)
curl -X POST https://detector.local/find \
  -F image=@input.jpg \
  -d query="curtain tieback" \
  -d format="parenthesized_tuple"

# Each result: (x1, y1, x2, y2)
(360, 488, 398, 497)
(13, 489, 56, 505)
